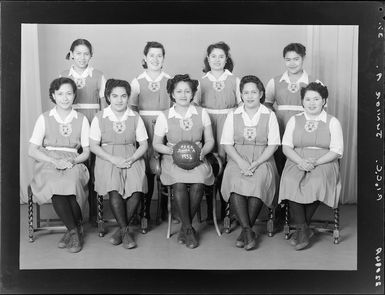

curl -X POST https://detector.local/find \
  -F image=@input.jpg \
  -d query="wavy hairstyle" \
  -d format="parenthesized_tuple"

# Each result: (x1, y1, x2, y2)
(49, 77, 77, 104)
(300, 82, 329, 108)
(239, 75, 266, 103)
(166, 74, 199, 103)
(104, 79, 131, 105)
(141, 41, 166, 69)
(203, 41, 234, 73)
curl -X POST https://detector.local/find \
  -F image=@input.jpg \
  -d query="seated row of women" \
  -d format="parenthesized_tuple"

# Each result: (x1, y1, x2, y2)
(28, 74, 343, 254)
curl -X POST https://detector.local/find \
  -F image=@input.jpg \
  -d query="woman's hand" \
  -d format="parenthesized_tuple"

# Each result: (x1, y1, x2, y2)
(110, 156, 129, 168)
(165, 146, 174, 155)
(237, 158, 251, 175)
(199, 150, 206, 161)
(297, 159, 315, 172)
(124, 156, 137, 169)
(53, 158, 73, 170)
(247, 160, 261, 174)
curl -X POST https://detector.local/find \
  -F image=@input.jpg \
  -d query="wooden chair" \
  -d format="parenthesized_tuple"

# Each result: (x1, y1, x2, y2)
(283, 200, 340, 244)
(223, 201, 276, 237)
(154, 153, 224, 238)
(27, 185, 67, 242)
(96, 195, 148, 237)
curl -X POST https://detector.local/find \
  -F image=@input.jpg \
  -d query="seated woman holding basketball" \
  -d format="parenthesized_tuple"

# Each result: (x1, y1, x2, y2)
(153, 74, 215, 249)
(221, 75, 280, 251)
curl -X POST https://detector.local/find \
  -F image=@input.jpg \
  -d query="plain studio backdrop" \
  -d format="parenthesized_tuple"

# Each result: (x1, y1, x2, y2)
(20, 24, 358, 205)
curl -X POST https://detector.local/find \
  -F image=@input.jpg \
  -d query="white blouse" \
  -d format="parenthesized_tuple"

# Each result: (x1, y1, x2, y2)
(154, 105, 211, 138)
(29, 108, 90, 147)
(282, 110, 344, 157)
(89, 106, 148, 143)
(130, 71, 171, 102)
(220, 104, 281, 146)
(194, 69, 241, 105)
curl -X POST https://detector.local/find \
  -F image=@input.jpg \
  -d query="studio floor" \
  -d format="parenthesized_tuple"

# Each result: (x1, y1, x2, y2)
(19, 202, 357, 270)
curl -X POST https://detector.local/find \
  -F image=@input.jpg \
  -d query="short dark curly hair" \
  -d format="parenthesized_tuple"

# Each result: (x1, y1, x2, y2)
(203, 41, 234, 73)
(104, 79, 131, 105)
(239, 75, 266, 103)
(49, 77, 77, 104)
(141, 41, 165, 69)
(300, 82, 329, 107)
(166, 74, 199, 103)
(283, 43, 306, 58)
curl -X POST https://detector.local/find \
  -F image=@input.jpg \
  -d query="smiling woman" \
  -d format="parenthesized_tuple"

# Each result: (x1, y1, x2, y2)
(220, 75, 280, 250)
(153, 74, 215, 249)
(278, 82, 343, 251)
(28, 77, 91, 253)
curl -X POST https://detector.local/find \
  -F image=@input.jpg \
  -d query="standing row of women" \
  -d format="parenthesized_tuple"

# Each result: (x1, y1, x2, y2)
(28, 38, 343, 253)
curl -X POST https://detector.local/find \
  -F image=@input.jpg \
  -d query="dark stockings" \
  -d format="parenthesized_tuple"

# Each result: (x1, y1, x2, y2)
(288, 200, 306, 225)
(109, 191, 142, 229)
(248, 197, 264, 226)
(230, 193, 263, 229)
(304, 201, 320, 225)
(173, 183, 204, 229)
(144, 173, 155, 217)
(289, 200, 320, 225)
(52, 195, 82, 231)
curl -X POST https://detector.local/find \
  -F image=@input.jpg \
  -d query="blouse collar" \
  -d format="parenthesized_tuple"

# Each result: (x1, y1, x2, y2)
(168, 104, 198, 119)
(302, 109, 327, 122)
(202, 69, 233, 82)
(69, 65, 94, 79)
(279, 70, 309, 84)
(49, 107, 78, 123)
(138, 71, 171, 82)
(102, 105, 135, 121)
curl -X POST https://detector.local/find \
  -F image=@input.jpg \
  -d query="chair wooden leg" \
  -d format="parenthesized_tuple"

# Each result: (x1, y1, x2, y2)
(223, 202, 231, 233)
(212, 184, 221, 236)
(333, 207, 340, 244)
(28, 186, 34, 242)
(166, 186, 172, 239)
(97, 195, 105, 237)
(267, 207, 274, 237)
(36, 202, 41, 229)
(156, 176, 162, 225)
(283, 201, 290, 240)
(141, 196, 149, 234)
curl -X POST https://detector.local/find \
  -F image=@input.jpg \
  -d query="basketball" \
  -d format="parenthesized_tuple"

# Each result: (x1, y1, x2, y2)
(172, 140, 201, 170)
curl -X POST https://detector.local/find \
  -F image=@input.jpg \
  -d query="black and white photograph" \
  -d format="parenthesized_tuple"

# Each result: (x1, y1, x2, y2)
(1, 1, 384, 294)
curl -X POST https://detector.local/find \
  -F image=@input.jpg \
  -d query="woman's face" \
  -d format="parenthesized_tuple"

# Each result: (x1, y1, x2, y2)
(172, 81, 193, 107)
(241, 82, 262, 109)
(109, 87, 129, 113)
(52, 83, 75, 111)
(207, 48, 227, 71)
(284, 51, 304, 75)
(144, 47, 164, 71)
(302, 90, 325, 116)
(70, 44, 91, 69)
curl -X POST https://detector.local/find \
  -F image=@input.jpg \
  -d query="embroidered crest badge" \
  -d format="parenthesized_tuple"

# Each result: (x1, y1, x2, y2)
(213, 81, 225, 92)
(148, 81, 160, 92)
(287, 82, 299, 93)
(74, 78, 86, 89)
(243, 127, 257, 141)
(112, 121, 126, 134)
(304, 120, 319, 132)
(179, 118, 194, 131)
(59, 123, 72, 137)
